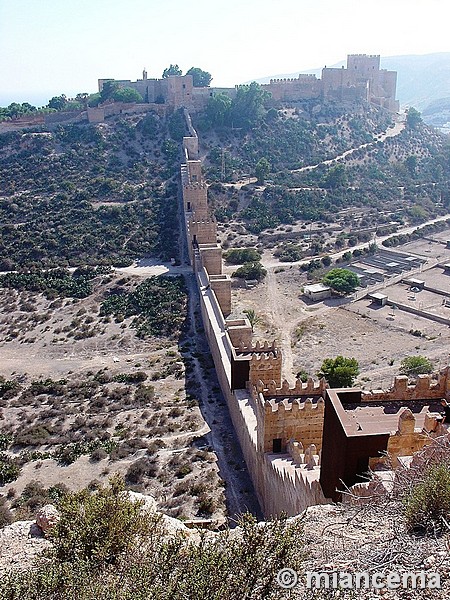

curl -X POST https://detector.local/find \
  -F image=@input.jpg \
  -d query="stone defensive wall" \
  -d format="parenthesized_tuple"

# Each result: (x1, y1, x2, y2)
(180, 112, 328, 516)
(361, 368, 450, 403)
(0, 114, 45, 133)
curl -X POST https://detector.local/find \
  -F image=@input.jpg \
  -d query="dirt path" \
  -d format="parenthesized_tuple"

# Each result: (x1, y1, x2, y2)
(290, 120, 405, 174)
(184, 273, 261, 520)
(265, 269, 295, 383)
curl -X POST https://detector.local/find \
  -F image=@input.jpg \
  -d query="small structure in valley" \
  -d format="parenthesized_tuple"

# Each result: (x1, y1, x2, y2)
(303, 283, 331, 302)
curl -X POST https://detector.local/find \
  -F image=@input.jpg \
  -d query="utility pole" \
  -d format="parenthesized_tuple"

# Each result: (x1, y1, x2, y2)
(221, 148, 225, 181)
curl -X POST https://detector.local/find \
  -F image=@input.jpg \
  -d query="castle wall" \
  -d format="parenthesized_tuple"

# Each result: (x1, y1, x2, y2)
(226, 320, 253, 348)
(0, 115, 45, 133)
(182, 183, 208, 217)
(261, 397, 325, 454)
(198, 244, 223, 275)
(188, 219, 217, 246)
(209, 275, 232, 317)
(263, 75, 321, 102)
(180, 116, 328, 516)
(361, 369, 450, 403)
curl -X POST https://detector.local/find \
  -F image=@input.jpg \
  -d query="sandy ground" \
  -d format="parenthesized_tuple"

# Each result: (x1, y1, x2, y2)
(0, 270, 230, 524)
(230, 230, 450, 388)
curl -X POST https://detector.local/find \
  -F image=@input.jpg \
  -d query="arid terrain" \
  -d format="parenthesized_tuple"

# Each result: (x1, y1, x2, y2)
(0, 265, 260, 525)
(229, 228, 450, 388)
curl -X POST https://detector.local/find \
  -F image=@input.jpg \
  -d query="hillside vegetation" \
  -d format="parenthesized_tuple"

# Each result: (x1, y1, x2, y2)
(198, 98, 450, 244)
(0, 111, 187, 268)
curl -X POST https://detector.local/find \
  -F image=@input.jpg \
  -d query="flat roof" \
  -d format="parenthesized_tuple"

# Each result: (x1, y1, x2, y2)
(329, 390, 443, 436)
(304, 283, 330, 293)
(368, 292, 388, 300)
(343, 402, 440, 435)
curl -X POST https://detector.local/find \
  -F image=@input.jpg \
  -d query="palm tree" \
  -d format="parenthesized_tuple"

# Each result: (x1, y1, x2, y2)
(243, 309, 262, 332)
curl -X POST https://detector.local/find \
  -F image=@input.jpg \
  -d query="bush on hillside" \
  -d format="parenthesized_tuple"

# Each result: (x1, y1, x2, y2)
(0, 476, 305, 599)
(404, 462, 450, 534)
(223, 248, 261, 264)
(232, 261, 267, 281)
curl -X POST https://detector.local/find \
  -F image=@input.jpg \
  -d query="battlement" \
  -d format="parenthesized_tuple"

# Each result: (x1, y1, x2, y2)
(348, 53, 380, 59)
(263, 396, 325, 415)
(287, 440, 320, 468)
(249, 351, 281, 363)
(253, 377, 328, 398)
(361, 367, 450, 402)
(183, 182, 208, 191)
(235, 340, 278, 354)
(236, 345, 282, 387)
(269, 74, 318, 84)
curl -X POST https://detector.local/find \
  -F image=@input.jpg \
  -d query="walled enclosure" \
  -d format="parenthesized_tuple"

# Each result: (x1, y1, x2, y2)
(174, 62, 450, 515)
(100, 54, 398, 115)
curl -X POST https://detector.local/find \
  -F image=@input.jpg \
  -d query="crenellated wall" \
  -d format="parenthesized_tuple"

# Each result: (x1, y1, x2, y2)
(361, 368, 450, 403)
(179, 111, 329, 516)
(250, 378, 327, 455)
(260, 397, 325, 454)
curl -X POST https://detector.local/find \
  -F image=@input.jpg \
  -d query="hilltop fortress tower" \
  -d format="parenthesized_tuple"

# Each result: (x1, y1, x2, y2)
(265, 54, 399, 112)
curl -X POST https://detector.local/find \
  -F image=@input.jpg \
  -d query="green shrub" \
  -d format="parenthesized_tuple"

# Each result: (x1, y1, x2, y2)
(114, 372, 148, 384)
(232, 261, 267, 281)
(49, 475, 156, 566)
(0, 502, 13, 528)
(400, 355, 433, 376)
(0, 486, 304, 599)
(0, 453, 21, 485)
(404, 462, 450, 533)
(100, 275, 187, 338)
(224, 248, 261, 264)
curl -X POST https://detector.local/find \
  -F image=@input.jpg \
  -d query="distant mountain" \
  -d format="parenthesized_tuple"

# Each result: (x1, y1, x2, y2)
(380, 53, 450, 110)
(254, 53, 450, 124)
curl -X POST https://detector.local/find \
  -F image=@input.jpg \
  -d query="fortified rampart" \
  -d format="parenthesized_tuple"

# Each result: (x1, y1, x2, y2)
(177, 99, 444, 515)
(180, 112, 328, 516)
(100, 54, 399, 115)
(361, 370, 450, 403)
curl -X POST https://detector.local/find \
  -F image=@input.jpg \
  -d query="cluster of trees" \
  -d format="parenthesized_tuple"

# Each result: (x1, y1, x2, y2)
(162, 65, 212, 87)
(95, 81, 143, 105)
(0, 267, 110, 299)
(100, 276, 187, 338)
(322, 268, 359, 294)
(241, 187, 333, 233)
(204, 82, 271, 131)
(0, 102, 51, 122)
(317, 355, 360, 388)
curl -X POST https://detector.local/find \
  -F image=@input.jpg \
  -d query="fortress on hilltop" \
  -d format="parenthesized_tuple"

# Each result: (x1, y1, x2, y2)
(97, 54, 399, 114)
(0, 53, 399, 133)
(265, 54, 399, 112)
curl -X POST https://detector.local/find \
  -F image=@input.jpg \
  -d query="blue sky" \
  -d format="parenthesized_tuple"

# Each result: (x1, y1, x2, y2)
(0, 0, 448, 106)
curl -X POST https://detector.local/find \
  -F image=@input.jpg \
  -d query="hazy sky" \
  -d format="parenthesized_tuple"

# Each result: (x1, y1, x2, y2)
(1, 0, 448, 106)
